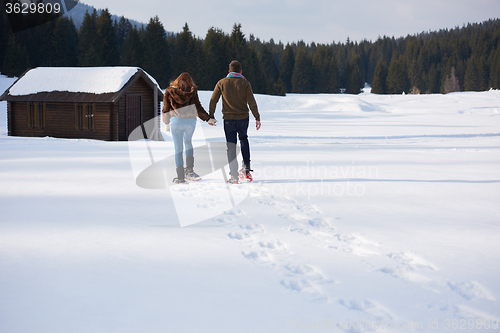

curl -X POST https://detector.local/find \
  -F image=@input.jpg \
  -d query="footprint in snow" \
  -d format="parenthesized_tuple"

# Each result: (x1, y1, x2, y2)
(433, 303, 500, 322)
(224, 208, 246, 217)
(280, 278, 329, 303)
(279, 205, 321, 222)
(238, 223, 264, 234)
(339, 299, 396, 322)
(287, 226, 312, 235)
(327, 233, 381, 256)
(378, 266, 432, 284)
(307, 217, 335, 229)
(227, 231, 251, 240)
(284, 264, 334, 285)
(388, 251, 439, 271)
(287, 219, 381, 257)
(227, 224, 264, 241)
(280, 264, 335, 303)
(242, 250, 272, 263)
(222, 189, 347, 303)
(259, 240, 287, 253)
(379, 252, 438, 284)
(286, 218, 334, 236)
(448, 280, 496, 301)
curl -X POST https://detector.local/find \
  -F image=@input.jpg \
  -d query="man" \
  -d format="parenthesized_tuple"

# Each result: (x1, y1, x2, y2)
(209, 60, 261, 184)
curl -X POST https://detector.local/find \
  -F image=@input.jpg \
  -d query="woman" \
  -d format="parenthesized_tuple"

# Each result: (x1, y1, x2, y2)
(163, 72, 216, 184)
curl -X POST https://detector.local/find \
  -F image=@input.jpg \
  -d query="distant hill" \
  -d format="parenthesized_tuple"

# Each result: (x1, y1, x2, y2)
(64, 2, 146, 29)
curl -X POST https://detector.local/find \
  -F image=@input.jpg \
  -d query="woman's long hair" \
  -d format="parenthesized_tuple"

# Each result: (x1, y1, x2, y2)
(170, 72, 196, 91)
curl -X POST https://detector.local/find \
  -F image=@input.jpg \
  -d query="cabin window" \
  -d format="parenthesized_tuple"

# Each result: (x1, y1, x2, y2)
(75, 103, 94, 130)
(75, 103, 83, 130)
(37, 102, 44, 128)
(28, 102, 44, 128)
(86, 103, 94, 130)
(28, 102, 35, 128)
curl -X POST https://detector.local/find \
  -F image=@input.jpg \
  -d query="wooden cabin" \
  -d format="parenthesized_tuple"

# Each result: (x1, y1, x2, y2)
(0, 67, 163, 141)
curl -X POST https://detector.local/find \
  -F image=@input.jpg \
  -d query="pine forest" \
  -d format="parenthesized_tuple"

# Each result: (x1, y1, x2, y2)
(1, 4, 499, 95)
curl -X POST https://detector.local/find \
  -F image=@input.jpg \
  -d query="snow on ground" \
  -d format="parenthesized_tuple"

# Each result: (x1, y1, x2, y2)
(1, 73, 500, 332)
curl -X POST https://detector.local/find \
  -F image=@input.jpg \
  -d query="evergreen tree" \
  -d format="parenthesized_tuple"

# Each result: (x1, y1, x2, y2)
(2, 36, 27, 77)
(489, 47, 500, 89)
(312, 45, 327, 92)
(416, 36, 441, 93)
(0, 1, 12, 74)
(279, 44, 295, 93)
(120, 25, 143, 67)
(189, 38, 207, 88)
(229, 23, 247, 62)
(259, 44, 279, 82)
(116, 16, 132, 57)
(267, 38, 284, 70)
(387, 56, 409, 94)
(464, 56, 481, 91)
(326, 52, 341, 94)
(312, 45, 340, 93)
(258, 44, 280, 94)
(455, 58, 467, 89)
(291, 46, 313, 93)
(335, 42, 349, 88)
(203, 27, 230, 88)
(142, 16, 170, 87)
(425, 64, 441, 93)
(371, 58, 388, 94)
(404, 36, 423, 89)
(52, 17, 78, 67)
(476, 55, 489, 90)
(369, 36, 396, 79)
(25, 16, 56, 67)
(245, 45, 266, 93)
(78, 10, 99, 66)
(345, 54, 364, 94)
(227, 24, 265, 92)
(96, 9, 119, 66)
(172, 23, 197, 78)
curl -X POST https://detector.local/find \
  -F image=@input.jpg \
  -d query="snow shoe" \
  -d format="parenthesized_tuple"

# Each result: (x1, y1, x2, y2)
(185, 156, 201, 181)
(173, 166, 188, 184)
(238, 168, 253, 182)
(185, 169, 201, 181)
(172, 177, 188, 184)
(227, 175, 239, 184)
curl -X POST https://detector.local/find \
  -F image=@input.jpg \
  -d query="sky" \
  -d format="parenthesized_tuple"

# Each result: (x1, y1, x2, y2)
(78, 0, 500, 44)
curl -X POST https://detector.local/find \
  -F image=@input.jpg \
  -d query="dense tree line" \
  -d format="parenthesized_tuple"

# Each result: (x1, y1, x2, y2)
(1, 4, 499, 95)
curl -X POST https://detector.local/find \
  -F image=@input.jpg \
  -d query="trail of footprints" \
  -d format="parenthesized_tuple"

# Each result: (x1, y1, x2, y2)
(219, 184, 497, 323)
(223, 206, 332, 303)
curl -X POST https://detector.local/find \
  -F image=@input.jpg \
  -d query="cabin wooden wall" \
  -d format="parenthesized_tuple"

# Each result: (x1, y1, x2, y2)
(7, 75, 160, 141)
(9, 101, 111, 140)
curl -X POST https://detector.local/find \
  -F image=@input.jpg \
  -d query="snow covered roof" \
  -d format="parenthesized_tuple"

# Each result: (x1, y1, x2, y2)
(0, 67, 162, 103)
(10, 67, 158, 95)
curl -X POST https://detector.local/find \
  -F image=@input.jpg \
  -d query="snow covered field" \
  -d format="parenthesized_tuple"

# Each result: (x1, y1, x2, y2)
(1, 74, 500, 332)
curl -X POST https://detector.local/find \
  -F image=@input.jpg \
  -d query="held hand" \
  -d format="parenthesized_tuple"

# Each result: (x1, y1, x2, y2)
(256, 120, 261, 131)
(208, 118, 217, 126)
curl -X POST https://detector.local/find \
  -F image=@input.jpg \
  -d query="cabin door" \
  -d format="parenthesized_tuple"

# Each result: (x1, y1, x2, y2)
(126, 94, 142, 140)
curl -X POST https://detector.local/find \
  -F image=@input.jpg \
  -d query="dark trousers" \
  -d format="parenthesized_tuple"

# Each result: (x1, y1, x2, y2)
(224, 117, 250, 176)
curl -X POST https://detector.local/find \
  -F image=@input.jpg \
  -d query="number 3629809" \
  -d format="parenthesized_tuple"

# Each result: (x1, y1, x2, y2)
(6, 2, 62, 14)
(443, 319, 498, 330)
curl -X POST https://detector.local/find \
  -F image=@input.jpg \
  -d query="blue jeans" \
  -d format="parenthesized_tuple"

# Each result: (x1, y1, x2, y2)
(170, 118, 196, 168)
(224, 117, 250, 176)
